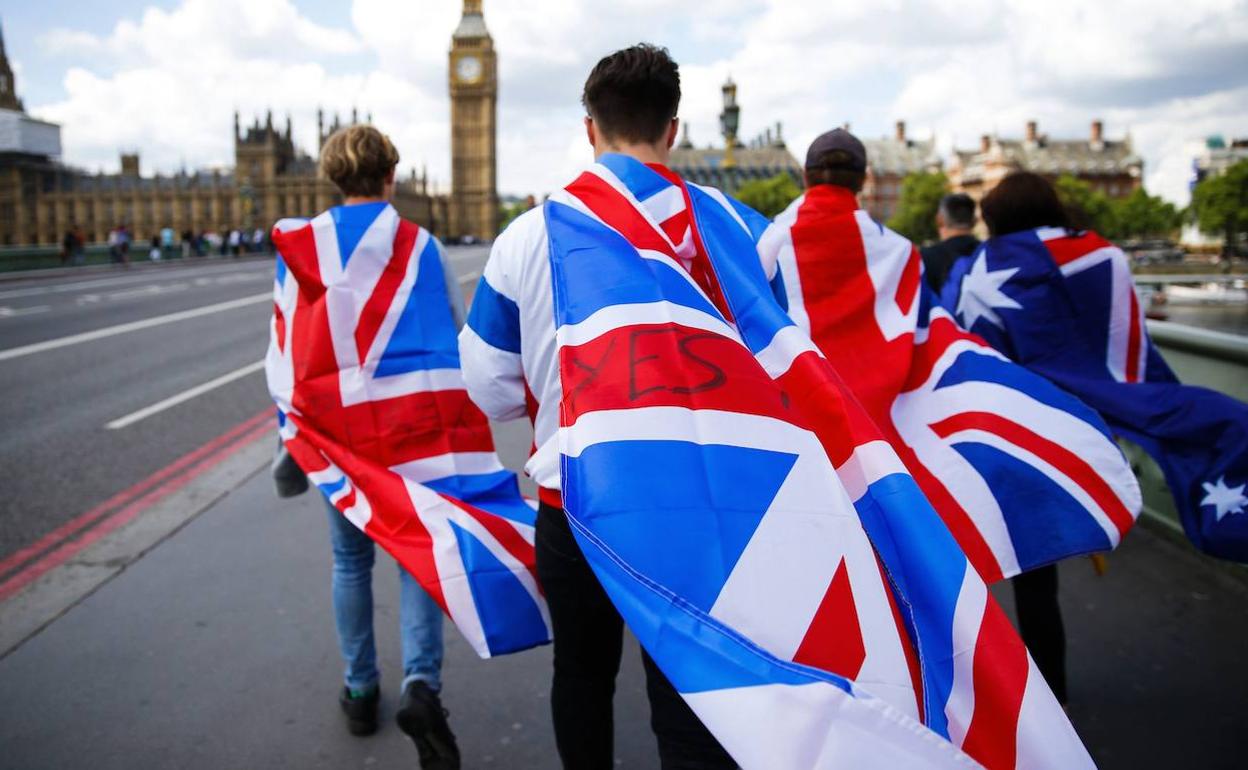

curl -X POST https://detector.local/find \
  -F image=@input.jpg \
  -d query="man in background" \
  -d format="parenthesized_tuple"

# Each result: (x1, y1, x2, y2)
(920, 192, 980, 292)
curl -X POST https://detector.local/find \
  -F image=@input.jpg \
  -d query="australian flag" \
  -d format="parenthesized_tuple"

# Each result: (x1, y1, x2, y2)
(544, 154, 1091, 769)
(764, 189, 1142, 582)
(942, 227, 1248, 561)
(265, 202, 550, 658)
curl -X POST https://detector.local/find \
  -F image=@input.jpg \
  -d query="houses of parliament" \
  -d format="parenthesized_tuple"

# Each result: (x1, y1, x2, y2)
(0, 2, 499, 247)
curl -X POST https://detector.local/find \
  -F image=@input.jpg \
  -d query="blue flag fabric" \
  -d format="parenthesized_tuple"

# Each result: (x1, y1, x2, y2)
(942, 227, 1248, 561)
(542, 156, 1089, 769)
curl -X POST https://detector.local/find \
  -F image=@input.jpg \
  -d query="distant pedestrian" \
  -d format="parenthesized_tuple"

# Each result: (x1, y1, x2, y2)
(919, 193, 980, 292)
(107, 225, 131, 266)
(181, 229, 194, 259)
(71, 226, 85, 264)
(228, 228, 242, 256)
(60, 229, 78, 265)
(252, 227, 265, 253)
(118, 225, 131, 265)
(149, 234, 162, 261)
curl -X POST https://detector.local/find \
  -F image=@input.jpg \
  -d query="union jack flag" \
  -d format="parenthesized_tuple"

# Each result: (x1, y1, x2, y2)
(545, 154, 1090, 769)
(944, 228, 1248, 562)
(764, 191, 1142, 582)
(265, 202, 550, 658)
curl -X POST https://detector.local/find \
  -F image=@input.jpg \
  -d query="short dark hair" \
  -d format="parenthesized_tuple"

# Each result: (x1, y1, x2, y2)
(938, 193, 977, 229)
(981, 172, 1069, 237)
(582, 44, 681, 145)
(805, 150, 865, 193)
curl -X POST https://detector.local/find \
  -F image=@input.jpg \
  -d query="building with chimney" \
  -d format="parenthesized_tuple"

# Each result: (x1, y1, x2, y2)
(860, 120, 941, 222)
(0, 3, 506, 246)
(948, 119, 1142, 204)
(669, 77, 802, 194)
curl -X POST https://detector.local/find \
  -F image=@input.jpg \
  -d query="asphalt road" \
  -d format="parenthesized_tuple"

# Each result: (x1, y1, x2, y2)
(0, 249, 489, 566)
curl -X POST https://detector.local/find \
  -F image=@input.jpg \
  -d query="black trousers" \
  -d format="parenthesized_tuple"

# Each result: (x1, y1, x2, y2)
(1012, 564, 1067, 704)
(535, 502, 736, 770)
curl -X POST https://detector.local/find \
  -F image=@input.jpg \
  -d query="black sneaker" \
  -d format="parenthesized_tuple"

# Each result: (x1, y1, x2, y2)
(395, 681, 461, 770)
(338, 685, 379, 736)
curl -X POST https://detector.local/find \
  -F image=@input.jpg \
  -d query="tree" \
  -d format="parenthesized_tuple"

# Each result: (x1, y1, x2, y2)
(735, 173, 802, 218)
(886, 171, 948, 244)
(1191, 159, 1248, 254)
(1054, 175, 1117, 236)
(498, 197, 534, 232)
(1111, 187, 1182, 239)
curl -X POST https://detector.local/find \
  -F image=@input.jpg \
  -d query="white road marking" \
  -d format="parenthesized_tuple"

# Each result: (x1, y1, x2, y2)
(0, 263, 272, 300)
(458, 269, 482, 284)
(103, 282, 191, 301)
(105, 360, 267, 430)
(0, 305, 51, 318)
(0, 292, 271, 362)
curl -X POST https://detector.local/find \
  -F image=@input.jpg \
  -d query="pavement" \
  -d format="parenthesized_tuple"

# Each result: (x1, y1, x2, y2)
(1, 255, 1248, 768)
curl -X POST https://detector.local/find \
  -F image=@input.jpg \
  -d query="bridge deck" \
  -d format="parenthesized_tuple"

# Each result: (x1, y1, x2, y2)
(0, 422, 1245, 769)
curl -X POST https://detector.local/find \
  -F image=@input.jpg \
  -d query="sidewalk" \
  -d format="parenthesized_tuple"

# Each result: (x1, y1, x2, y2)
(0, 420, 655, 769)
(1, 419, 1246, 767)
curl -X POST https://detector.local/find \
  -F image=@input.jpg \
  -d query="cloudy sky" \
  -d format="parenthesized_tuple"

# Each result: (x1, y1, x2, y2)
(5, 0, 1247, 205)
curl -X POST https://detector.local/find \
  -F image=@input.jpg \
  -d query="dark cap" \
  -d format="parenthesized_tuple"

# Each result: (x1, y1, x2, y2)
(805, 128, 867, 172)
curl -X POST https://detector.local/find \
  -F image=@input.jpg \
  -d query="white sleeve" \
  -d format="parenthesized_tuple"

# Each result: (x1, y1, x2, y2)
(458, 212, 543, 421)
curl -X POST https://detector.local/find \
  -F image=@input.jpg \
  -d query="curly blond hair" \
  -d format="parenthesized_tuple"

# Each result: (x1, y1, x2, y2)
(319, 124, 400, 197)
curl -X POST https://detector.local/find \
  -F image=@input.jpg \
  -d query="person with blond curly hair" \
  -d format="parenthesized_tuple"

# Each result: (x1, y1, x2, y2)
(276, 123, 464, 770)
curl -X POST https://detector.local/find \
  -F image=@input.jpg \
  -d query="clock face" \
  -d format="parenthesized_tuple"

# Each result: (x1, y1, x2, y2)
(457, 56, 482, 83)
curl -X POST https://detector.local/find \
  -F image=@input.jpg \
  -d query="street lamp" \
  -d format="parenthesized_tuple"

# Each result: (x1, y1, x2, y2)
(719, 76, 740, 169)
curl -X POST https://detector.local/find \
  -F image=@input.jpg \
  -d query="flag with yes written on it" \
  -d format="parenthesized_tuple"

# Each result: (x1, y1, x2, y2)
(544, 153, 1092, 769)
(762, 188, 1142, 582)
(941, 227, 1248, 562)
(265, 201, 550, 658)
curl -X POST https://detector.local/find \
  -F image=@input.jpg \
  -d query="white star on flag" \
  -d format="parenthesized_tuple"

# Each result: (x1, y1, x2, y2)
(1201, 476, 1248, 521)
(956, 255, 1022, 330)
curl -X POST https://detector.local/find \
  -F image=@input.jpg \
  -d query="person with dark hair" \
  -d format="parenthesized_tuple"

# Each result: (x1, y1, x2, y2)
(920, 193, 980, 292)
(947, 172, 1072, 706)
(980, 171, 1069, 238)
(803, 127, 867, 193)
(460, 43, 745, 769)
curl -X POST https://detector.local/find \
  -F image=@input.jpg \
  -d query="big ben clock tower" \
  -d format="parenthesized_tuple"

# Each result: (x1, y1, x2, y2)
(448, 0, 498, 240)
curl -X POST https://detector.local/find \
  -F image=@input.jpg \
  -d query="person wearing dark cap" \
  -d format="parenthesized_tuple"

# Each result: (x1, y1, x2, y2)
(920, 193, 980, 292)
(801, 126, 869, 195)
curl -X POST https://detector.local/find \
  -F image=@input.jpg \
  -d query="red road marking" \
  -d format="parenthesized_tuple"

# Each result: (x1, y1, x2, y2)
(0, 408, 274, 603)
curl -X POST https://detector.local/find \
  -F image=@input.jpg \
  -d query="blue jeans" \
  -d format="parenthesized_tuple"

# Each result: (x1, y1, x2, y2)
(324, 499, 444, 694)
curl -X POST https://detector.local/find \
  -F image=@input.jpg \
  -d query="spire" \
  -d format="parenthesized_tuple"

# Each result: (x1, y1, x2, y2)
(454, 0, 489, 39)
(0, 17, 23, 111)
(678, 122, 693, 150)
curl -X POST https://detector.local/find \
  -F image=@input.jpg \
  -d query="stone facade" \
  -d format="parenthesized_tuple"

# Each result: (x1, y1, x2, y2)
(861, 120, 941, 222)
(0, 4, 503, 246)
(949, 119, 1143, 205)
(669, 78, 802, 195)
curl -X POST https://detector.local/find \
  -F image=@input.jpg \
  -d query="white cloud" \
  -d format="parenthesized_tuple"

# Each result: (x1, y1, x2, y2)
(22, 0, 1248, 207)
